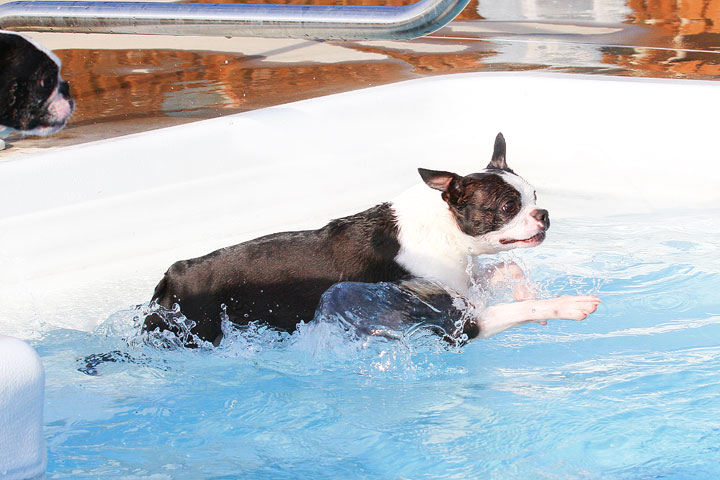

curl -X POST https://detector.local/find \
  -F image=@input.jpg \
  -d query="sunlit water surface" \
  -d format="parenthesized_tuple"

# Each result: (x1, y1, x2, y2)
(35, 210, 720, 479)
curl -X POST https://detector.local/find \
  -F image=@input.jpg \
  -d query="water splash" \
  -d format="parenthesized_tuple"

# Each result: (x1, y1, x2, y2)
(95, 302, 214, 350)
(82, 248, 606, 378)
(82, 295, 466, 380)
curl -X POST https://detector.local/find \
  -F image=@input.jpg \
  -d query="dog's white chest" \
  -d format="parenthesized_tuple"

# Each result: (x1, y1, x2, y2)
(391, 185, 475, 294)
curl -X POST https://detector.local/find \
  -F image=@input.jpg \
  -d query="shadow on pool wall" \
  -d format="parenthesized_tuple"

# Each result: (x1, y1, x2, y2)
(4, 0, 720, 153)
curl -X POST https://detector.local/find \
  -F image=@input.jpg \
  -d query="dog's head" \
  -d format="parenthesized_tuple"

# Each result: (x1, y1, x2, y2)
(0, 31, 74, 136)
(418, 132, 549, 254)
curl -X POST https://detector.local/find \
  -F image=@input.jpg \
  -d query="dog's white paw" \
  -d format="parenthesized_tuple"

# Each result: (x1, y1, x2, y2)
(548, 295, 601, 321)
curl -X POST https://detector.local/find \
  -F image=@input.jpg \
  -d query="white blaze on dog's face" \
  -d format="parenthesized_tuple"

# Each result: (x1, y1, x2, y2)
(0, 30, 74, 136)
(418, 133, 550, 255)
(479, 170, 548, 252)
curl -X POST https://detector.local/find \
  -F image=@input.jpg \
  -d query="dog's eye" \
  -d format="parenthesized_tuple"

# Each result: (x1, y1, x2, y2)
(502, 200, 519, 214)
(39, 73, 54, 90)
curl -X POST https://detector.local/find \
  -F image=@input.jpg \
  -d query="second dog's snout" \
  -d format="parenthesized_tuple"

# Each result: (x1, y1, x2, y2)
(58, 80, 75, 112)
(531, 209, 550, 230)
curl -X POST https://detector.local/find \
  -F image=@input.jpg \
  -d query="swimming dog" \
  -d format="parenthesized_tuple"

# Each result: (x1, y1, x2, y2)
(0, 31, 74, 149)
(145, 133, 600, 346)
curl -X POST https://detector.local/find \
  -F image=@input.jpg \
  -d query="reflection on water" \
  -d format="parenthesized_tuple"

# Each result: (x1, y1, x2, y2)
(613, 0, 720, 76)
(476, 0, 630, 22)
(62, 48, 410, 124)
(6, 0, 720, 150)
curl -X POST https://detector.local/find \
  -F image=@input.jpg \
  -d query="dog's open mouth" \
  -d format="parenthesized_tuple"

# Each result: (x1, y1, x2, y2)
(499, 232, 546, 245)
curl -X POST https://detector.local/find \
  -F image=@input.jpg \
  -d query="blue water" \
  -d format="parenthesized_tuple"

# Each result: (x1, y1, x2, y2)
(34, 210, 720, 479)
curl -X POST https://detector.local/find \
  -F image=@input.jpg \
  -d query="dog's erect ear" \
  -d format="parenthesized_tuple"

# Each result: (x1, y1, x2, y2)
(487, 132, 509, 171)
(418, 168, 459, 192)
(418, 168, 468, 205)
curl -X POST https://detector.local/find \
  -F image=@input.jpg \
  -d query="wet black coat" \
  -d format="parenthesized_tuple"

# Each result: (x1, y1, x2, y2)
(146, 203, 410, 344)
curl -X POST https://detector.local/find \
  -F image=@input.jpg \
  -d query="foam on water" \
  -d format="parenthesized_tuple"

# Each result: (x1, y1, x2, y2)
(33, 210, 720, 479)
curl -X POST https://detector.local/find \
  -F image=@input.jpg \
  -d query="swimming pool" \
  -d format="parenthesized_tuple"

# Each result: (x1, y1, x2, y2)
(2, 73, 720, 478)
(34, 208, 720, 478)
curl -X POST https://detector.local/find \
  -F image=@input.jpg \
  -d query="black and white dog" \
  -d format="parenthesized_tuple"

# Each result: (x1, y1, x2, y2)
(146, 133, 600, 345)
(0, 30, 74, 149)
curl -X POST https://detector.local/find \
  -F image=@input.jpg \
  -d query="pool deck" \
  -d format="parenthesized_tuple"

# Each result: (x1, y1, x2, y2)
(2, 0, 720, 158)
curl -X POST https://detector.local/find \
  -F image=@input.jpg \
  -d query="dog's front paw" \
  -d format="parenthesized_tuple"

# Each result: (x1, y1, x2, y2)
(513, 283, 537, 302)
(548, 295, 601, 321)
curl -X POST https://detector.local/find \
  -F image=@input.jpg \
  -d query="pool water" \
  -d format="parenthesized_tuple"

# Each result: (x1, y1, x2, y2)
(34, 209, 720, 479)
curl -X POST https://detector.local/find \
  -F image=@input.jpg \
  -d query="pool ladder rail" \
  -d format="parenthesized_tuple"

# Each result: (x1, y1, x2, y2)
(0, 0, 471, 40)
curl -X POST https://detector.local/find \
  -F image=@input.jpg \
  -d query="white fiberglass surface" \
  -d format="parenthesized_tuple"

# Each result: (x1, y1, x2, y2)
(1, 73, 718, 337)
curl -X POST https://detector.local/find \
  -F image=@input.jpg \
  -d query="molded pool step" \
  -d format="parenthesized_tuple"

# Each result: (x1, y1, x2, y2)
(0, 335, 46, 480)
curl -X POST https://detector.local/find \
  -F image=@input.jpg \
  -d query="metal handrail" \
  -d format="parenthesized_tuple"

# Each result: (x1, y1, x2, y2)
(0, 0, 471, 40)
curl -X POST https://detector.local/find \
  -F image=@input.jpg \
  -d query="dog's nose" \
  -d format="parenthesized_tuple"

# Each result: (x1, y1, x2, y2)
(531, 209, 550, 230)
(58, 80, 75, 110)
(59, 80, 70, 97)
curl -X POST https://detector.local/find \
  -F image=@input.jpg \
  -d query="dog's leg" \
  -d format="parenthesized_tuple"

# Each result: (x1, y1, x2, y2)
(477, 295, 601, 338)
(484, 261, 537, 301)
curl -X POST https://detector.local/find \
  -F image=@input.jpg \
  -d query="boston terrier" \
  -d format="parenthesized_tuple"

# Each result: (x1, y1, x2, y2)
(145, 133, 600, 346)
(0, 30, 74, 149)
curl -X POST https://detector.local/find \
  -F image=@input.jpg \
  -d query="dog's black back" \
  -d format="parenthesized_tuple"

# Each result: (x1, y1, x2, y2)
(146, 203, 410, 344)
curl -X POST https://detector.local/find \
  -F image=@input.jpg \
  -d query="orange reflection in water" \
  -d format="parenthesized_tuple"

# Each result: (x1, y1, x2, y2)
(57, 0, 489, 127)
(61, 49, 412, 125)
(13, 0, 720, 150)
(51, 0, 497, 138)
(606, 0, 720, 76)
